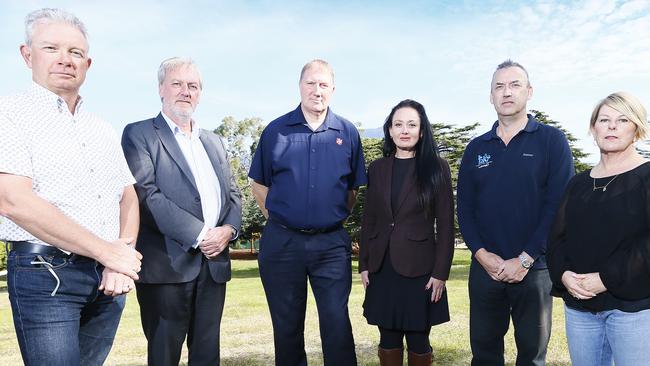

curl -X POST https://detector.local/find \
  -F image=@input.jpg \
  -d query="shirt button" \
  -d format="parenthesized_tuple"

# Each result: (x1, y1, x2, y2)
(311, 148, 316, 153)
(97, 194, 102, 199)
(81, 143, 86, 147)
(390, 223, 395, 227)
(90, 169, 94, 173)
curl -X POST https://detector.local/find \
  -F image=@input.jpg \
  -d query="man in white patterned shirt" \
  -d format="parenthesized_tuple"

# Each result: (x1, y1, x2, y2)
(0, 8, 142, 366)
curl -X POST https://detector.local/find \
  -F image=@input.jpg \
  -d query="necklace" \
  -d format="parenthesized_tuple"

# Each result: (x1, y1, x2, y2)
(592, 174, 619, 192)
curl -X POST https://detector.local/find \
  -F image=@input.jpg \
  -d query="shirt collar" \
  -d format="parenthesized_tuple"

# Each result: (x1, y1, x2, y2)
(27, 81, 84, 115)
(481, 113, 539, 141)
(161, 111, 200, 139)
(286, 104, 343, 131)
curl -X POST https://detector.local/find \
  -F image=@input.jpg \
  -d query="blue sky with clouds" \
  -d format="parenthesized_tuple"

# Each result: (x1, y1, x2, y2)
(2, 0, 650, 161)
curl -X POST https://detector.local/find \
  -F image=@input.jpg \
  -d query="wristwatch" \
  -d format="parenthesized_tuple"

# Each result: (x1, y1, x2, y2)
(519, 254, 533, 269)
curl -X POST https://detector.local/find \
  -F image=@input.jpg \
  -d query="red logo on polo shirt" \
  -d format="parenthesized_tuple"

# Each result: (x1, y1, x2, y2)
(336, 138, 343, 145)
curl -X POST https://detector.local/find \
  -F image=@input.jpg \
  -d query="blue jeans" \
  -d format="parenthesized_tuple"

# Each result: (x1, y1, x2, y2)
(7, 250, 125, 366)
(565, 305, 650, 366)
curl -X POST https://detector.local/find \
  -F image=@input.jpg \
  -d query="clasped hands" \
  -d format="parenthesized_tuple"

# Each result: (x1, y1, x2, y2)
(561, 270, 606, 300)
(199, 226, 233, 259)
(98, 237, 141, 297)
(475, 248, 529, 283)
(97, 226, 233, 297)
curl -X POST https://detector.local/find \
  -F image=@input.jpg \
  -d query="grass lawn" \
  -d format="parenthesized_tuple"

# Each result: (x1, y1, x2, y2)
(0, 249, 570, 365)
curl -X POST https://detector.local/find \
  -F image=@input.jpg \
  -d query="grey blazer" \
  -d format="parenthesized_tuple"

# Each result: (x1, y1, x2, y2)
(122, 113, 242, 284)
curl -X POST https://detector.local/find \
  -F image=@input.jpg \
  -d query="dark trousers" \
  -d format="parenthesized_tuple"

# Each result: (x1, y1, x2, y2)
(258, 221, 357, 366)
(469, 261, 552, 366)
(136, 257, 226, 366)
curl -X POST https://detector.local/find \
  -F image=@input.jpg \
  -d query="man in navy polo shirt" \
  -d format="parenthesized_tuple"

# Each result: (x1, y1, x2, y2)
(457, 60, 573, 365)
(249, 59, 366, 366)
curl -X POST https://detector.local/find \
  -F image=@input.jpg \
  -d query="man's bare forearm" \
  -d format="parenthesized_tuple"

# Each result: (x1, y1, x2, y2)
(347, 189, 358, 212)
(0, 173, 110, 258)
(119, 185, 140, 247)
(0, 173, 142, 279)
(251, 180, 269, 219)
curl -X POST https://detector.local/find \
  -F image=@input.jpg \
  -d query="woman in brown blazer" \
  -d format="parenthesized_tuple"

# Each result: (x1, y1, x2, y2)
(359, 99, 455, 366)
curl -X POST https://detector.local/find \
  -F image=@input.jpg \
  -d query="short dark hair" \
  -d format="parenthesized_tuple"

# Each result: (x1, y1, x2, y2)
(494, 59, 530, 86)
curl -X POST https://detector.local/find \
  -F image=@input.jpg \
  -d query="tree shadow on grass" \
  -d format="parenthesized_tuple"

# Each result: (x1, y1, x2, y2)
(231, 266, 261, 279)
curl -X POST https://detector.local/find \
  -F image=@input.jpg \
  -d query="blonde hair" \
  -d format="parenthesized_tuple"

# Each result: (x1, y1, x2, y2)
(590, 92, 649, 141)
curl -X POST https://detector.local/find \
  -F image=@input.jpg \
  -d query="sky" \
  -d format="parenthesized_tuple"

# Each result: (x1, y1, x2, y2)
(2, 0, 650, 162)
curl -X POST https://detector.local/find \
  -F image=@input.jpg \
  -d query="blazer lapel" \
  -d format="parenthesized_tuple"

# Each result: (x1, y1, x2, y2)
(153, 114, 198, 191)
(199, 130, 229, 210)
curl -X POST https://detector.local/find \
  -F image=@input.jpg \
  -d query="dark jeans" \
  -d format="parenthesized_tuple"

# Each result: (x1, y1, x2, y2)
(469, 261, 552, 366)
(258, 221, 357, 366)
(7, 250, 125, 366)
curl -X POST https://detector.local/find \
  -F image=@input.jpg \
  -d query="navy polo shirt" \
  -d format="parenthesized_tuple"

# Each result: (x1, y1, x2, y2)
(249, 105, 367, 229)
(457, 114, 573, 268)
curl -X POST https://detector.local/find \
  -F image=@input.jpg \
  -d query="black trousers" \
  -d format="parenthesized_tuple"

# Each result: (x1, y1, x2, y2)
(136, 257, 227, 366)
(258, 221, 357, 366)
(468, 261, 552, 366)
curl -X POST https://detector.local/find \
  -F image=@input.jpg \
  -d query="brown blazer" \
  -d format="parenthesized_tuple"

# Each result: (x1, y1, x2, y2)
(359, 156, 454, 279)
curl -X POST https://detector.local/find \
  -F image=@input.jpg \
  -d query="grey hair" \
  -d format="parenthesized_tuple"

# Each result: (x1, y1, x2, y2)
(157, 57, 203, 89)
(299, 59, 335, 83)
(25, 8, 88, 47)
(494, 59, 530, 86)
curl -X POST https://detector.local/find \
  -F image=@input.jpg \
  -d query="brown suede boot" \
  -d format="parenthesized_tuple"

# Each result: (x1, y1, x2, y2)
(407, 350, 432, 366)
(378, 347, 404, 366)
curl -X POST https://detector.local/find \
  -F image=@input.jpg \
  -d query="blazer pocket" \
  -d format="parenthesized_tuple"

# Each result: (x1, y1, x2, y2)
(406, 232, 433, 243)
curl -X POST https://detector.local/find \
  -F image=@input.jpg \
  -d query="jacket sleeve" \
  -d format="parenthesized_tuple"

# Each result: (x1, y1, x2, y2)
(546, 181, 573, 291)
(457, 141, 485, 254)
(523, 129, 574, 259)
(121, 123, 205, 252)
(431, 159, 455, 281)
(358, 163, 378, 273)
(216, 135, 242, 237)
(600, 175, 650, 300)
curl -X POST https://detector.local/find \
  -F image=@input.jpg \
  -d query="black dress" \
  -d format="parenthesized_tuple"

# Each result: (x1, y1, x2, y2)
(547, 162, 650, 312)
(362, 157, 450, 330)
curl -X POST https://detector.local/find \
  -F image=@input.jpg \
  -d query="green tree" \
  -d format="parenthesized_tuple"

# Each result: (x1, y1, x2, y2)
(531, 110, 591, 174)
(214, 117, 266, 243)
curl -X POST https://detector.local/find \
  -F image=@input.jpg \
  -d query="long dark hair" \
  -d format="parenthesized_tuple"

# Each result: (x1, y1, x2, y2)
(382, 99, 444, 216)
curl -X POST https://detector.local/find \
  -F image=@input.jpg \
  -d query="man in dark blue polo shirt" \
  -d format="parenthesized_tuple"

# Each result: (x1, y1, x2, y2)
(249, 59, 366, 366)
(457, 60, 573, 366)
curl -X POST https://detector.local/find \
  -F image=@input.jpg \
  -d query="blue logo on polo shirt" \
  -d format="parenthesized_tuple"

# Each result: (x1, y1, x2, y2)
(476, 153, 492, 168)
